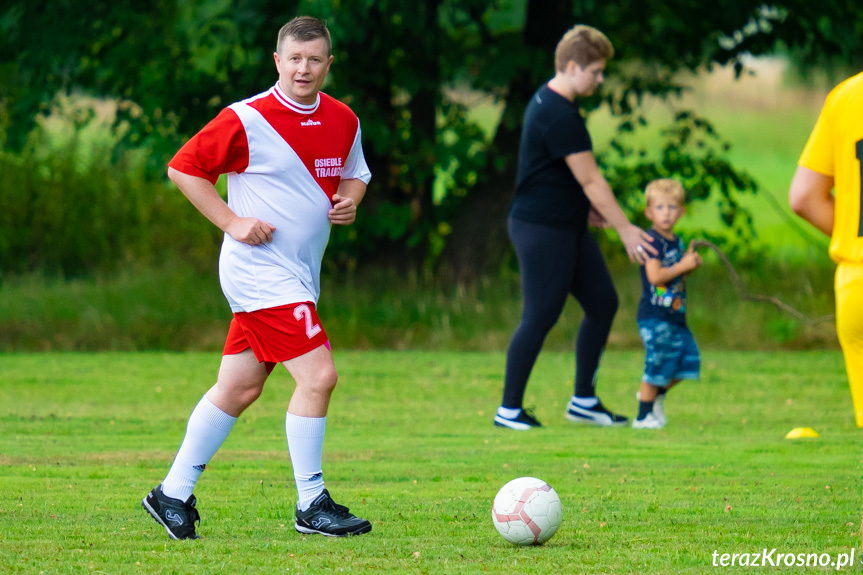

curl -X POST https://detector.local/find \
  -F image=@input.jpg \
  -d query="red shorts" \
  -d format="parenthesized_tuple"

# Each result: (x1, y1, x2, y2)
(223, 302, 330, 373)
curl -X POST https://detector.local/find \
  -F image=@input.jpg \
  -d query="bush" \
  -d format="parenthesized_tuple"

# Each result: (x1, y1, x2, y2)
(0, 129, 219, 277)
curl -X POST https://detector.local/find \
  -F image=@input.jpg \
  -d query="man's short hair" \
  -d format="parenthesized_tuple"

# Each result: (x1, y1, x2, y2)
(277, 16, 332, 56)
(645, 178, 686, 206)
(555, 25, 614, 72)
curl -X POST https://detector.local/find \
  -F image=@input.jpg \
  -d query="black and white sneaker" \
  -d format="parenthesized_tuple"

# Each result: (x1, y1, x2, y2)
(565, 401, 628, 427)
(142, 484, 201, 540)
(295, 490, 372, 537)
(493, 409, 542, 431)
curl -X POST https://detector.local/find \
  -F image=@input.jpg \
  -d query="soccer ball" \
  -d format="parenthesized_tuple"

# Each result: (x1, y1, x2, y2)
(491, 476, 562, 545)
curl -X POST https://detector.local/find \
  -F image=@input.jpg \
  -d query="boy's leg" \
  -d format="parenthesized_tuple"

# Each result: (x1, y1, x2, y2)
(633, 321, 666, 429)
(651, 379, 678, 426)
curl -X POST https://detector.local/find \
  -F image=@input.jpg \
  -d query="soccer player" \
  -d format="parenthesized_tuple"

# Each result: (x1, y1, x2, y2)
(632, 179, 702, 429)
(789, 70, 863, 428)
(494, 24, 657, 431)
(142, 16, 373, 539)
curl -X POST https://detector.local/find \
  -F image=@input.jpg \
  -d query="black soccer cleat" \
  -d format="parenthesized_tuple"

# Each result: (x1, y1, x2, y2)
(142, 484, 202, 540)
(493, 408, 542, 430)
(295, 489, 372, 537)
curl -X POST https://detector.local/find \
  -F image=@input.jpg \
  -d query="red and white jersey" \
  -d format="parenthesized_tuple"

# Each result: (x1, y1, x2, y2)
(169, 83, 371, 312)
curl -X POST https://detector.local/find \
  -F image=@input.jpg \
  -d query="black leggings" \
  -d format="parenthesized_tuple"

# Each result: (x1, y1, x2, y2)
(502, 217, 619, 409)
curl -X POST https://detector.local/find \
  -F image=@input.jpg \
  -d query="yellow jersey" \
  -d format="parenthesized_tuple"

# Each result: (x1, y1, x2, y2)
(798, 71, 863, 263)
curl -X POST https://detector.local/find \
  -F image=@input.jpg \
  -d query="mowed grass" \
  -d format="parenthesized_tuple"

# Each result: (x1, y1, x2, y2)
(1, 350, 860, 574)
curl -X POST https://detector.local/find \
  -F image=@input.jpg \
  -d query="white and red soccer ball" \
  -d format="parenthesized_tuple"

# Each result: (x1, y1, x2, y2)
(492, 476, 563, 545)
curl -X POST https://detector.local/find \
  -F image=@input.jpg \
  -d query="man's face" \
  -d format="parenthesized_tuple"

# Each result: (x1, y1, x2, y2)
(274, 37, 333, 104)
(569, 59, 606, 97)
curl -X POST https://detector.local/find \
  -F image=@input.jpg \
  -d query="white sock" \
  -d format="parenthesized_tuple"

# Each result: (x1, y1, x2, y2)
(161, 396, 236, 501)
(285, 412, 326, 511)
(497, 406, 521, 419)
(571, 396, 599, 408)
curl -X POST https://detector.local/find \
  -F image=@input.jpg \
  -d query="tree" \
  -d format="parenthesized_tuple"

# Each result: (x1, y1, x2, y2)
(2, 0, 863, 277)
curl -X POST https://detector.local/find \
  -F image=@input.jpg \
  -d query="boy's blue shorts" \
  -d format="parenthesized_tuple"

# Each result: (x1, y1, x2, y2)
(638, 318, 700, 387)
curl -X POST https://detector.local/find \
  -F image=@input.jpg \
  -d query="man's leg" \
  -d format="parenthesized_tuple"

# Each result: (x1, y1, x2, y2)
(162, 349, 268, 499)
(282, 344, 337, 509)
(144, 349, 268, 539)
(836, 264, 863, 427)
(282, 344, 370, 536)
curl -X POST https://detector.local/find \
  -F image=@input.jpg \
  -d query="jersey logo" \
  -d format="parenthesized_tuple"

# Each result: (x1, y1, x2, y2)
(314, 157, 343, 178)
(301, 119, 322, 126)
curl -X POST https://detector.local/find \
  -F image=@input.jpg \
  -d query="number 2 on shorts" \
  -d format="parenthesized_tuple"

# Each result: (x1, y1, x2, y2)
(294, 304, 323, 339)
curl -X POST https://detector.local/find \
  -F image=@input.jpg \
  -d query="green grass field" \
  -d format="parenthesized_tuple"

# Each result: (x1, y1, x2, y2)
(2, 350, 860, 574)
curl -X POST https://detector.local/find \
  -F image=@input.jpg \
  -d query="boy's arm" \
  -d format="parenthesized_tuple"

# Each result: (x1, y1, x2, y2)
(644, 250, 702, 285)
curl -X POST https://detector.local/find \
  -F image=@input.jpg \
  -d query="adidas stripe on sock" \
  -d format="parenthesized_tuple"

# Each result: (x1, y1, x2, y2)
(162, 395, 237, 501)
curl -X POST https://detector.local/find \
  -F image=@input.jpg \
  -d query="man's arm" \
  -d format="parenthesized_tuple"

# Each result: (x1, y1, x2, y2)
(788, 165, 834, 236)
(565, 151, 656, 263)
(167, 167, 275, 245)
(329, 178, 367, 226)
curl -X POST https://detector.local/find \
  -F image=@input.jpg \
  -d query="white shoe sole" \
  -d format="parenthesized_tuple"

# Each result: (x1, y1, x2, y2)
(565, 408, 628, 427)
(493, 415, 535, 430)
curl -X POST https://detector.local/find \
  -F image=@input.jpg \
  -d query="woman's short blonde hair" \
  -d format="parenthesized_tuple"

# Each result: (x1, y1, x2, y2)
(645, 178, 686, 206)
(555, 25, 614, 72)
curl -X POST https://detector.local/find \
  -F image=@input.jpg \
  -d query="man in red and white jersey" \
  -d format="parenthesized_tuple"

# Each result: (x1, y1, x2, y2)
(142, 16, 373, 539)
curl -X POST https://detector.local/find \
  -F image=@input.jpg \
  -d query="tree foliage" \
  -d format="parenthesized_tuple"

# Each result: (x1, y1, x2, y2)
(2, 0, 863, 277)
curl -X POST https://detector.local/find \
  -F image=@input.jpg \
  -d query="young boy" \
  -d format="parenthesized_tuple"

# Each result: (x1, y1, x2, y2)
(633, 179, 702, 429)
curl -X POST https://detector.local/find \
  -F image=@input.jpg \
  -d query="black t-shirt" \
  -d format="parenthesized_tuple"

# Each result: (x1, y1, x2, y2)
(509, 84, 593, 229)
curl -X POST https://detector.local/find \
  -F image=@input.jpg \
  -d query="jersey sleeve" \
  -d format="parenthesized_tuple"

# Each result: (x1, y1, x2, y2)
(341, 121, 372, 184)
(168, 108, 250, 184)
(543, 110, 592, 160)
(798, 93, 835, 177)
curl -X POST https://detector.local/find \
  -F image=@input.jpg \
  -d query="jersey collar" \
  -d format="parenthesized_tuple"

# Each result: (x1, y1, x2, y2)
(272, 82, 320, 114)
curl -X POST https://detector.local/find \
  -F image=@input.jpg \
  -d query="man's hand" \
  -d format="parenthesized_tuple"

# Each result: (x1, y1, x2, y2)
(329, 194, 358, 225)
(225, 216, 276, 245)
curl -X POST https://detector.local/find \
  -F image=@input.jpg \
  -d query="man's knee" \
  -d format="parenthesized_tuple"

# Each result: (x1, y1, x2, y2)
(304, 364, 338, 397)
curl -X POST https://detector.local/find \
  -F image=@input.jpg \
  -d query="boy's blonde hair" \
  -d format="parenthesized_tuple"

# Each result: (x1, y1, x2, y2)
(555, 25, 614, 72)
(645, 178, 686, 206)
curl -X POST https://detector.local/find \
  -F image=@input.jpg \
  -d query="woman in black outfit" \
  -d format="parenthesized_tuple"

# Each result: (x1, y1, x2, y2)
(494, 24, 656, 431)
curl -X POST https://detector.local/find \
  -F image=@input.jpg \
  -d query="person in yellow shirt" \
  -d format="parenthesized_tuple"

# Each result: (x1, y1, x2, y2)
(789, 70, 863, 427)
